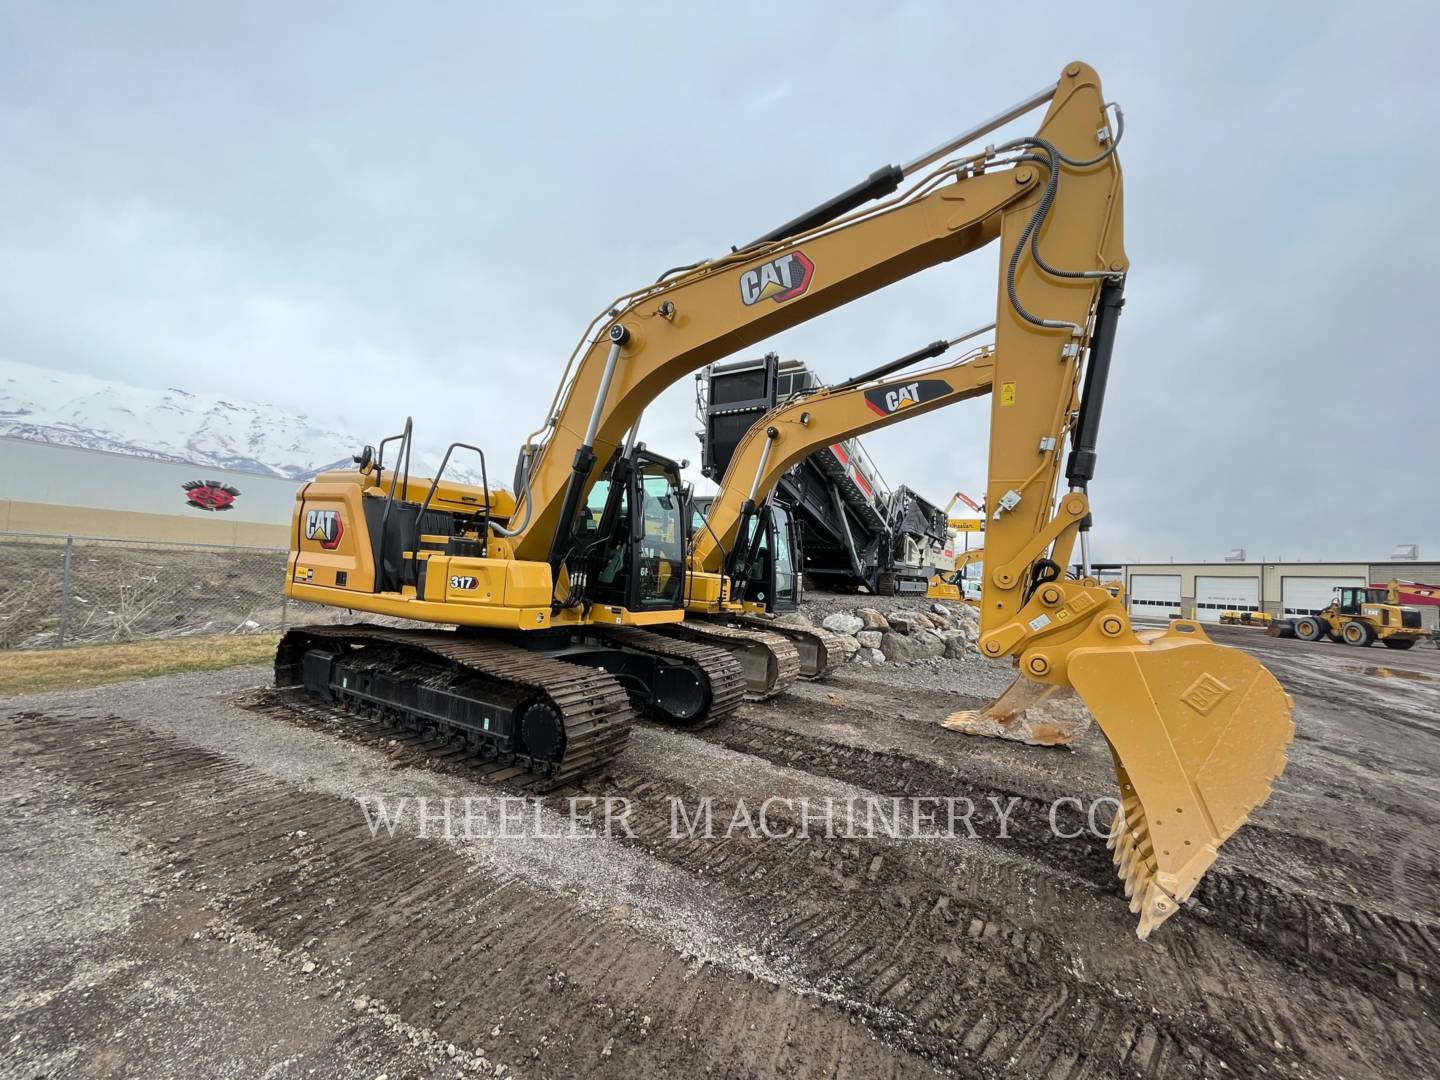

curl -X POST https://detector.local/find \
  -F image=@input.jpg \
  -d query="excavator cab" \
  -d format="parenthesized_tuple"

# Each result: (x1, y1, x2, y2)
(575, 450, 690, 612)
(730, 504, 802, 613)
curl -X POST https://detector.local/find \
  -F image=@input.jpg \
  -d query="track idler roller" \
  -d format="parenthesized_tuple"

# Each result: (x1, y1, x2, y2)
(520, 703, 565, 762)
(652, 665, 707, 722)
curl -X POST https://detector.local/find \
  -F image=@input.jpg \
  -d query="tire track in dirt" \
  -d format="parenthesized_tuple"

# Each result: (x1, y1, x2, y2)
(711, 702, 1440, 980)
(241, 692, 1437, 1079)
(586, 749, 1438, 1080)
(8, 657, 1440, 1080)
(1, 708, 937, 1080)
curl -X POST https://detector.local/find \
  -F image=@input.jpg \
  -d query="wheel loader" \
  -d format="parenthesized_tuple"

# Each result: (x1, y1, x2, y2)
(1288, 585, 1426, 649)
(930, 495, 985, 602)
(278, 62, 1294, 937)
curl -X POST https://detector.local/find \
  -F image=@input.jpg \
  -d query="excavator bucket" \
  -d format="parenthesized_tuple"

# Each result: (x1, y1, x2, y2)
(1065, 621, 1294, 938)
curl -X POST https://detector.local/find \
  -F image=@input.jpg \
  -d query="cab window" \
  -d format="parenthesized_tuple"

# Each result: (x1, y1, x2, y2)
(637, 468, 684, 606)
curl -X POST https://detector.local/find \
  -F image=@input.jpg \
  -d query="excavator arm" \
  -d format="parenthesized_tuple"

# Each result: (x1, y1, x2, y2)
(962, 104, 1291, 932)
(675, 64, 1286, 937)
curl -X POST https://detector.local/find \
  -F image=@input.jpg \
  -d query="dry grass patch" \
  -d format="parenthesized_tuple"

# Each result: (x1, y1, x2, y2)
(0, 634, 278, 696)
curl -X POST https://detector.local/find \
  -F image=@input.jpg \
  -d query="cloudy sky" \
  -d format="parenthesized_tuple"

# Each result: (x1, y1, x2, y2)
(3, 2, 1436, 562)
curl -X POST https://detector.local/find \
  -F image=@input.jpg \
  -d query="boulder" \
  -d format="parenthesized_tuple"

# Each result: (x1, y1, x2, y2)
(880, 628, 945, 663)
(855, 607, 889, 631)
(942, 631, 970, 659)
(944, 684, 1094, 746)
(773, 612, 813, 627)
(886, 613, 916, 635)
(831, 634, 861, 661)
(821, 612, 865, 636)
(856, 629, 883, 649)
(864, 648, 886, 664)
(913, 611, 945, 630)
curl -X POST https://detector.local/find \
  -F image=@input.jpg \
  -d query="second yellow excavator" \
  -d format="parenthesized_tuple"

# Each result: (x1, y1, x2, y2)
(277, 62, 1293, 936)
(679, 334, 996, 685)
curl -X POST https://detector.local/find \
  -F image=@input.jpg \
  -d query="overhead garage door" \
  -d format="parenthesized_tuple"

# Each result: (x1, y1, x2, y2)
(1194, 576, 1260, 623)
(1281, 576, 1364, 616)
(1129, 574, 1181, 619)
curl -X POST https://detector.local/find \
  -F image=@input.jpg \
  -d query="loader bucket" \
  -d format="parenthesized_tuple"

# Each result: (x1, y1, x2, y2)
(1066, 621, 1294, 938)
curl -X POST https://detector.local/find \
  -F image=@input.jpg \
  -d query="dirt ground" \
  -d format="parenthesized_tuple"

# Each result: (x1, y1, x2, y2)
(0, 538, 341, 649)
(2, 618, 1438, 1079)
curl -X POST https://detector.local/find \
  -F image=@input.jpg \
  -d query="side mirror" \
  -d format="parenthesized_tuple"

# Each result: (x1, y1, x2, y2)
(353, 445, 376, 474)
(680, 482, 695, 539)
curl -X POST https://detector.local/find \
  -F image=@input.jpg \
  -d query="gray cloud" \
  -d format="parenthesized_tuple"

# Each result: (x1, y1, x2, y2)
(2, 1, 1436, 561)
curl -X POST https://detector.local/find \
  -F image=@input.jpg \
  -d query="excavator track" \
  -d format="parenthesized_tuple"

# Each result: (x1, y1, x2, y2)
(581, 625, 746, 728)
(655, 620, 801, 700)
(275, 625, 633, 787)
(734, 614, 848, 680)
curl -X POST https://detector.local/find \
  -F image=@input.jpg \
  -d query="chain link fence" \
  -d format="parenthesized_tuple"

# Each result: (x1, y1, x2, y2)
(0, 532, 345, 650)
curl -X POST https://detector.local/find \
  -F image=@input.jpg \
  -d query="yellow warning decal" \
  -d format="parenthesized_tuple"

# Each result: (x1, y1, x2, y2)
(1000, 382, 1016, 406)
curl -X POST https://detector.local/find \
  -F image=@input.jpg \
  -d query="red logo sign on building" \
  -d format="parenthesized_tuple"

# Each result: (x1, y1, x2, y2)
(183, 480, 241, 511)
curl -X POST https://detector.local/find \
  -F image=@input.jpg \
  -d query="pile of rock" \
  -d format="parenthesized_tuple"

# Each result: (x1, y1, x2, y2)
(793, 601, 982, 667)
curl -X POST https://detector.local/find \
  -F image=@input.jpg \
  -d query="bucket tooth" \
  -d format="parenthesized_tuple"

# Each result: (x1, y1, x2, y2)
(1128, 865, 1152, 912)
(1135, 881, 1182, 940)
(1123, 846, 1147, 902)
(1118, 840, 1138, 887)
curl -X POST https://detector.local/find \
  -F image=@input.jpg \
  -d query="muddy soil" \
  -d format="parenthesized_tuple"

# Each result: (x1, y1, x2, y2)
(2, 624, 1438, 1078)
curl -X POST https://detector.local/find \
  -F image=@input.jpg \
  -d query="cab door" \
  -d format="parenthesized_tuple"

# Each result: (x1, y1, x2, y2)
(769, 506, 801, 612)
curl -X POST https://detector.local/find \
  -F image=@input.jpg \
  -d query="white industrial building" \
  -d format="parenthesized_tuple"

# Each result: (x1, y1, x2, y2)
(0, 436, 300, 546)
(1124, 559, 1440, 629)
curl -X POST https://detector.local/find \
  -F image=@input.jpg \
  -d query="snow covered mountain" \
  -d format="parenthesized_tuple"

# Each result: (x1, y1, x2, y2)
(0, 359, 487, 485)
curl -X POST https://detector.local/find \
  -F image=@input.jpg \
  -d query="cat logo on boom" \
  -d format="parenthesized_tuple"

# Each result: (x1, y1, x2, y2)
(863, 378, 951, 416)
(739, 252, 814, 306)
(305, 509, 344, 550)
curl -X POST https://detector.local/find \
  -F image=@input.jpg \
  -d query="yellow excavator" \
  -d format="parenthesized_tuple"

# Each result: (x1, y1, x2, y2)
(278, 62, 1293, 936)
(680, 335, 996, 686)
